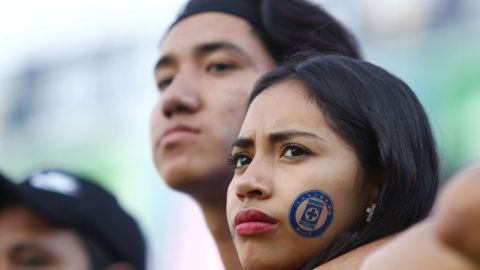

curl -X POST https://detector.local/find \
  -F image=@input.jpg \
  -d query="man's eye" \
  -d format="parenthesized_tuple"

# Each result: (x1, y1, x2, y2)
(281, 144, 310, 159)
(157, 77, 173, 91)
(14, 253, 52, 268)
(22, 257, 50, 268)
(207, 62, 234, 73)
(229, 154, 252, 169)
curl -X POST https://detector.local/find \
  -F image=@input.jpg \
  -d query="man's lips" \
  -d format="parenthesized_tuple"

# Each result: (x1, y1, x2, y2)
(159, 125, 200, 148)
(234, 209, 278, 236)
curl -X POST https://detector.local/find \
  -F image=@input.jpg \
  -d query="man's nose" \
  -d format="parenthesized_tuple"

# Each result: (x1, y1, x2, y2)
(160, 72, 202, 118)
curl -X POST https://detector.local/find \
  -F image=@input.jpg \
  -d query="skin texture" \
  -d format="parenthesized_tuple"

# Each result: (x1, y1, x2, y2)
(435, 163, 480, 265)
(313, 237, 392, 270)
(360, 221, 478, 270)
(0, 205, 91, 270)
(226, 81, 377, 270)
(150, 12, 274, 270)
(360, 162, 480, 270)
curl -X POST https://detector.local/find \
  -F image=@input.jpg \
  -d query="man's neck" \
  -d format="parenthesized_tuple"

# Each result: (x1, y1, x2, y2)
(198, 198, 243, 270)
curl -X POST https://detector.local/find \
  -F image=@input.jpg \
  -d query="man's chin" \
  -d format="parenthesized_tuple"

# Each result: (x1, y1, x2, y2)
(161, 170, 199, 191)
(156, 160, 232, 202)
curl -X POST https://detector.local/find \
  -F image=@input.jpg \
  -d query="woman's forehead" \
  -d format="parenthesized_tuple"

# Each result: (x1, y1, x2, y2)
(240, 82, 325, 138)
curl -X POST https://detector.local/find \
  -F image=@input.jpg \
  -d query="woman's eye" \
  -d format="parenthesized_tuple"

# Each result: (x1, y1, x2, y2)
(281, 144, 310, 159)
(229, 154, 252, 169)
(157, 77, 173, 91)
(207, 62, 234, 73)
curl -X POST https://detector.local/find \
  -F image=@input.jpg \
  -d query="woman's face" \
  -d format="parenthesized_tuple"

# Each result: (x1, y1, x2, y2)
(226, 80, 376, 270)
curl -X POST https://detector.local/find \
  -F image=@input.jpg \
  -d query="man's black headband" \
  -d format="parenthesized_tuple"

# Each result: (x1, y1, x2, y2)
(172, 0, 264, 33)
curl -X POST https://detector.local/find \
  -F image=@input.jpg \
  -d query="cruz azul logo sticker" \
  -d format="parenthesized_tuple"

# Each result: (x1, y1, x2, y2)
(289, 189, 334, 237)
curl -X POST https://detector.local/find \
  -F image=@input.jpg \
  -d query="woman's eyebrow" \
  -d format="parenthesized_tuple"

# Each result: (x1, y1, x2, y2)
(268, 130, 324, 143)
(231, 137, 254, 150)
(231, 130, 323, 150)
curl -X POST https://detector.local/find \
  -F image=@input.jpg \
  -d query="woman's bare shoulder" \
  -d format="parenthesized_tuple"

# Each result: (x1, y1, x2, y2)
(360, 162, 480, 270)
(313, 237, 393, 270)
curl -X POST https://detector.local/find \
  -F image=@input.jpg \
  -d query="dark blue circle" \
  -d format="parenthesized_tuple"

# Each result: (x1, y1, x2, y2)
(288, 189, 334, 238)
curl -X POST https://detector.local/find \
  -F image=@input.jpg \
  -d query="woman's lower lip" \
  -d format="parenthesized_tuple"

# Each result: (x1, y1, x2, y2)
(235, 222, 277, 236)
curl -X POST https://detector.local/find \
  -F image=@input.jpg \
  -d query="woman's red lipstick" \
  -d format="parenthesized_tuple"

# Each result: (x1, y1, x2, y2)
(234, 209, 278, 236)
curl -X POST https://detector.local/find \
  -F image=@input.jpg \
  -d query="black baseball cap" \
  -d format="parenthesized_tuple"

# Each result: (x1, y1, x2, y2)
(0, 169, 145, 270)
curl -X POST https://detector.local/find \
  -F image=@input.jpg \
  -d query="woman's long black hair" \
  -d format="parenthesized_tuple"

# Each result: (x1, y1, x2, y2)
(249, 54, 439, 269)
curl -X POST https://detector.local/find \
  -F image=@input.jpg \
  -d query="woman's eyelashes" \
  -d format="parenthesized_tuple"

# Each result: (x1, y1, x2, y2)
(228, 153, 252, 169)
(280, 143, 311, 160)
(228, 143, 311, 170)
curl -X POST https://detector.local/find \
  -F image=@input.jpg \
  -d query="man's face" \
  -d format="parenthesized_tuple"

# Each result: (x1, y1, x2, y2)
(0, 205, 90, 270)
(150, 12, 275, 197)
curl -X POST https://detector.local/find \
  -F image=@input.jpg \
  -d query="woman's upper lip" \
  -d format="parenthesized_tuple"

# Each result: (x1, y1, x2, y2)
(234, 209, 278, 226)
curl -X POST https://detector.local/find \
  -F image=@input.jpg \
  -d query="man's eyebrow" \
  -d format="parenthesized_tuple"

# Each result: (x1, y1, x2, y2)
(268, 130, 324, 143)
(231, 137, 254, 149)
(154, 42, 246, 72)
(154, 55, 174, 71)
(195, 42, 247, 57)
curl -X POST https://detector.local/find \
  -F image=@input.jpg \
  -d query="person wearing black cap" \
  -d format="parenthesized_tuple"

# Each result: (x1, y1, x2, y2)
(149, 1, 372, 269)
(0, 169, 145, 270)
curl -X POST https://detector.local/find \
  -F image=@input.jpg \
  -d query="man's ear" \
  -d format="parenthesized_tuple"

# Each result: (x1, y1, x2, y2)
(104, 262, 135, 270)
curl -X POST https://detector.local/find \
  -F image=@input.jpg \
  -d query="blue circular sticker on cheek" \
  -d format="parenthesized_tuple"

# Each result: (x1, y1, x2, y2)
(289, 189, 334, 238)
